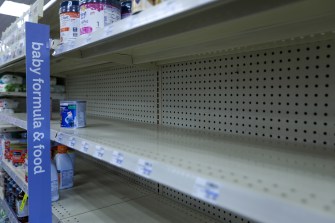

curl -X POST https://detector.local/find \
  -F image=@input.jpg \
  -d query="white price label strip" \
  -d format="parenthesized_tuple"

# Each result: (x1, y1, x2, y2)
(68, 137, 76, 147)
(193, 178, 220, 204)
(137, 159, 153, 177)
(94, 146, 105, 159)
(81, 141, 89, 153)
(110, 151, 124, 167)
(57, 132, 64, 142)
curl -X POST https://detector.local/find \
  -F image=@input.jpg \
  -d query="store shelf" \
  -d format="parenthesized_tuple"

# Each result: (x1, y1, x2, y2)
(0, 199, 19, 223)
(1, 159, 28, 195)
(0, 113, 58, 139)
(0, 123, 23, 133)
(51, 0, 335, 71)
(0, 92, 65, 100)
(52, 156, 219, 223)
(0, 0, 58, 73)
(2, 112, 334, 223)
(0, 57, 25, 74)
(0, 113, 27, 130)
(3, 0, 335, 74)
(0, 92, 26, 98)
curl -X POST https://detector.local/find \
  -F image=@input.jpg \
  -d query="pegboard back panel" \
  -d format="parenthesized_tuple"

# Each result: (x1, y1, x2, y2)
(161, 185, 254, 223)
(79, 152, 159, 193)
(161, 40, 335, 150)
(66, 65, 158, 124)
(78, 153, 247, 223)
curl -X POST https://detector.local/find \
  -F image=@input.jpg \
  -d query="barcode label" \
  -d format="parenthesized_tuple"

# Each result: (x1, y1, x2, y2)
(57, 133, 64, 142)
(81, 141, 89, 153)
(193, 178, 220, 204)
(137, 159, 153, 177)
(110, 151, 124, 167)
(94, 146, 105, 159)
(68, 137, 76, 147)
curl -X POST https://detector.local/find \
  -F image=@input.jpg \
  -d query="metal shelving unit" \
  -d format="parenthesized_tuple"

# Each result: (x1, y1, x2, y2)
(3, 0, 329, 74)
(0, 0, 335, 222)
(0, 153, 219, 223)
(0, 113, 57, 139)
(0, 123, 23, 133)
(51, 0, 335, 69)
(1, 112, 334, 223)
(53, 155, 220, 223)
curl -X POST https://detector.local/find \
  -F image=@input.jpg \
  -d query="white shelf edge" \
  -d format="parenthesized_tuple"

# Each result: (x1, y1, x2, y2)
(0, 113, 58, 141)
(51, 156, 218, 223)
(0, 124, 23, 133)
(0, 92, 26, 98)
(0, 56, 25, 72)
(0, 113, 26, 130)
(1, 160, 28, 195)
(53, 131, 335, 223)
(0, 92, 65, 100)
(0, 199, 19, 223)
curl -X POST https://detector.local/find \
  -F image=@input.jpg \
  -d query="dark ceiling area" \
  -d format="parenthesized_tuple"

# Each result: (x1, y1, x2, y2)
(0, 0, 50, 36)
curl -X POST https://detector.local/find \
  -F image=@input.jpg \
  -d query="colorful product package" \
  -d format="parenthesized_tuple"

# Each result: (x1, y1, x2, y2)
(60, 100, 86, 128)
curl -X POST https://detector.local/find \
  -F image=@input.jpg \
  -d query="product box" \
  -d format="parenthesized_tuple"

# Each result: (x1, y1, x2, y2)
(3, 138, 27, 167)
(60, 101, 86, 128)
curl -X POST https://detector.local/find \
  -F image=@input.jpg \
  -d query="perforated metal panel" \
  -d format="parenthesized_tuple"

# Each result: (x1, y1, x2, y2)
(66, 66, 158, 124)
(63, 38, 335, 223)
(79, 153, 251, 223)
(161, 40, 335, 150)
(160, 185, 254, 223)
(81, 152, 159, 193)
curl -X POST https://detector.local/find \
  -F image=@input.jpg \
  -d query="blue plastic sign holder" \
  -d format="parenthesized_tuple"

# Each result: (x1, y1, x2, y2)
(25, 22, 51, 223)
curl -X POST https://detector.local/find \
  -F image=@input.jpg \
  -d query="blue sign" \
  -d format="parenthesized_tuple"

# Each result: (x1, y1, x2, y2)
(25, 22, 51, 223)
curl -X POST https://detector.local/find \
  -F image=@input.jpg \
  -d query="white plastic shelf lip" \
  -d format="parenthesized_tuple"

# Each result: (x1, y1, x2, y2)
(0, 113, 47, 133)
(0, 92, 65, 99)
(0, 124, 23, 133)
(0, 113, 26, 129)
(53, 0, 217, 55)
(0, 199, 19, 223)
(0, 56, 25, 72)
(1, 160, 28, 194)
(0, 92, 26, 97)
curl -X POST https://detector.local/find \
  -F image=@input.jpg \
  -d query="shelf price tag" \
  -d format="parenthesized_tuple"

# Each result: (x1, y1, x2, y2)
(193, 178, 220, 204)
(68, 137, 76, 148)
(94, 146, 105, 159)
(81, 141, 89, 153)
(136, 159, 153, 177)
(110, 151, 124, 167)
(57, 132, 64, 143)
